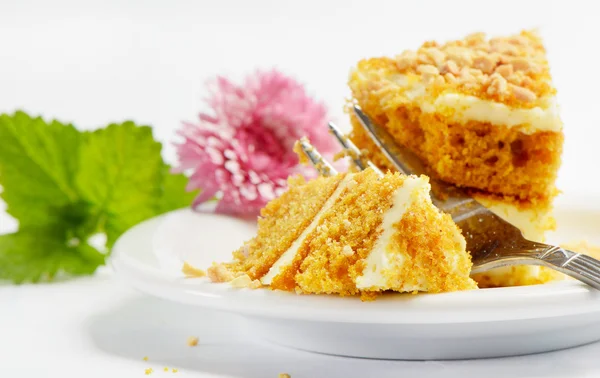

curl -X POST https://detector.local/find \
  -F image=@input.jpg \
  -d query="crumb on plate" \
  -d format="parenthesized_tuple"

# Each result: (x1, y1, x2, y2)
(182, 262, 206, 277)
(187, 336, 199, 347)
(230, 274, 262, 289)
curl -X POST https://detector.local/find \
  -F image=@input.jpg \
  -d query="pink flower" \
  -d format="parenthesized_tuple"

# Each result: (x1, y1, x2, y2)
(173, 69, 337, 216)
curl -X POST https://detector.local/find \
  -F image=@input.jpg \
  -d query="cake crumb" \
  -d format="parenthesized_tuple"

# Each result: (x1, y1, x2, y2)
(163, 367, 169, 372)
(279, 374, 291, 378)
(172, 368, 178, 373)
(144, 368, 153, 375)
(207, 262, 235, 282)
(182, 262, 206, 278)
(187, 336, 199, 347)
(230, 274, 262, 289)
(342, 245, 354, 256)
(142, 356, 149, 361)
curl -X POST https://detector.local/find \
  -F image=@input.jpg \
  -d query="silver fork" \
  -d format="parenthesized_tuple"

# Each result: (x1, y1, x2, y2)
(298, 107, 600, 289)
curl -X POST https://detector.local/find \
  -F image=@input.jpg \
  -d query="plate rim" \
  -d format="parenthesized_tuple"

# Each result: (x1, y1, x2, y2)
(111, 206, 600, 325)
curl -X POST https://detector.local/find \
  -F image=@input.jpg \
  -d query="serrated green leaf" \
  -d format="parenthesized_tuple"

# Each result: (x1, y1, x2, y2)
(75, 122, 164, 247)
(0, 230, 105, 284)
(0, 112, 199, 284)
(0, 112, 82, 228)
(156, 165, 199, 214)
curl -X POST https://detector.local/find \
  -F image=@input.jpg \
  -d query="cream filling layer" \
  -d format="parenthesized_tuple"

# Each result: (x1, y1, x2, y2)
(260, 174, 356, 285)
(475, 197, 554, 243)
(356, 176, 466, 291)
(381, 73, 562, 134)
(354, 176, 464, 291)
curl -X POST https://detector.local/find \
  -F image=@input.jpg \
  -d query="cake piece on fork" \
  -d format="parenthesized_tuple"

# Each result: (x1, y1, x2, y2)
(348, 30, 564, 287)
(207, 140, 477, 299)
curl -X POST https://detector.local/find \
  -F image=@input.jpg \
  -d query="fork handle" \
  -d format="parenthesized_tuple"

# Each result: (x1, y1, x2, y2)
(476, 246, 600, 290)
(538, 247, 600, 290)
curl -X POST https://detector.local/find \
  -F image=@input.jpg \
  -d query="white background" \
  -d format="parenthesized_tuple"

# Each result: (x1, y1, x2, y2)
(1, 0, 600, 377)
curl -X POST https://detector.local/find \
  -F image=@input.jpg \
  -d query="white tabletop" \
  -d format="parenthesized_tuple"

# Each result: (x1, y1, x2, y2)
(2, 1, 600, 377)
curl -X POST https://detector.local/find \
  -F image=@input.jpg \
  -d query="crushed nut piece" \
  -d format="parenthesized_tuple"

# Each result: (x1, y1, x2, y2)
(510, 57, 533, 72)
(207, 262, 235, 282)
(417, 64, 439, 77)
(342, 245, 355, 257)
(423, 47, 446, 66)
(439, 60, 459, 75)
(473, 55, 497, 74)
(182, 262, 206, 278)
(446, 46, 473, 66)
(230, 274, 253, 288)
(444, 73, 457, 83)
(495, 64, 513, 78)
(510, 84, 536, 102)
(230, 274, 262, 289)
(187, 336, 199, 347)
(487, 73, 508, 96)
(395, 50, 417, 70)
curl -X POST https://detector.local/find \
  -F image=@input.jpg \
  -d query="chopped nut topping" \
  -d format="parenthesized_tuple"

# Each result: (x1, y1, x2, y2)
(389, 30, 548, 104)
(433, 75, 445, 86)
(444, 73, 457, 83)
(487, 73, 508, 96)
(422, 47, 446, 66)
(490, 41, 518, 56)
(495, 64, 514, 78)
(395, 50, 417, 70)
(417, 64, 439, 77)
(510, 57, 538, 73)
(473, 55, 497, 74)
(511, 84, 536, 102)
(439, 60, 460, 76)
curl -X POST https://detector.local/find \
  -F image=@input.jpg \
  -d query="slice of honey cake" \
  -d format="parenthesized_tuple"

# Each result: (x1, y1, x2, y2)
(209, 169, 477, 297)
(347, 30, 563, 287)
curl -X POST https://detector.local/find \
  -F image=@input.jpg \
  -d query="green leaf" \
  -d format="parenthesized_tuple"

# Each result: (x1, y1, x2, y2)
(75, 122, 164, 247)
(156, 165, 199, 214)
(0, 112, 199, 284)
(0, 230, 105, 284)
(0, 112, 82, 228)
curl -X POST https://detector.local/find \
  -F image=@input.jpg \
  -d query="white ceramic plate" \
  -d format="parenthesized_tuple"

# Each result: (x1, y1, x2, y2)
(112, 197, 600, 360)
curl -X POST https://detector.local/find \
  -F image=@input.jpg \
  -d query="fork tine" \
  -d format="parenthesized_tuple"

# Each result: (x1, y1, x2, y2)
(328, 122, 384, 177)
(298, 137, 338, 177)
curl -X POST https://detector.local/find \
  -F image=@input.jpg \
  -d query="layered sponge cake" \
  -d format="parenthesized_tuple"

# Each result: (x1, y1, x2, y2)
(208, 169, 477, 298)
(347, 30, 563, 287)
